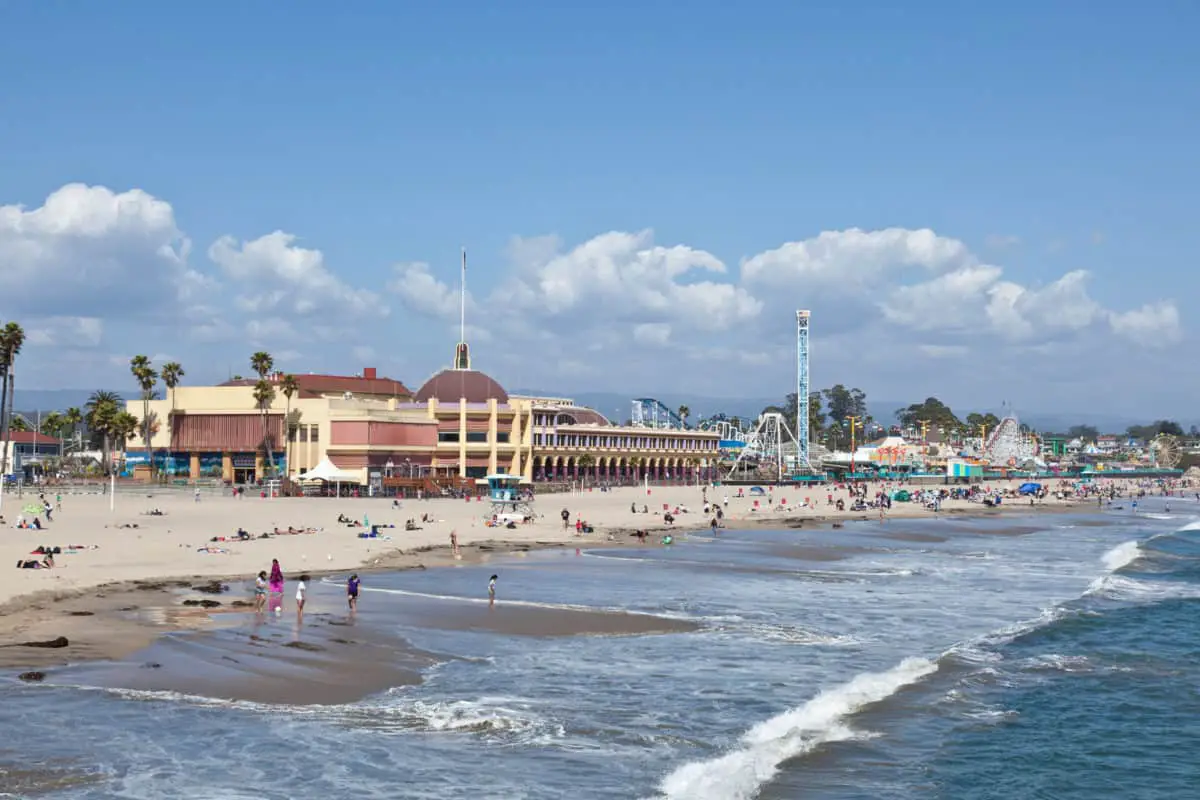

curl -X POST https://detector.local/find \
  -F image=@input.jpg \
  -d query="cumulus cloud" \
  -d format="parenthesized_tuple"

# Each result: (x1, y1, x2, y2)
(1108, 302, 1182, 346)
(493, 230, 762, 332)
(388, 261, 470, 320)
(0, 183, 199, 317)
(209, 231, 386, 318)
(0, 182, 1186, 401)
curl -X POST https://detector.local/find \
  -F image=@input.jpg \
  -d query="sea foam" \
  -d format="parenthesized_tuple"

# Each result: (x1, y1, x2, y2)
(656, 657, 937, 800)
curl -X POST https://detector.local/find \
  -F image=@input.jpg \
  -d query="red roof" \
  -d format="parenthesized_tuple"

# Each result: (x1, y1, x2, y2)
(219, 368, 411, 400)
(8, 431, 62, 445)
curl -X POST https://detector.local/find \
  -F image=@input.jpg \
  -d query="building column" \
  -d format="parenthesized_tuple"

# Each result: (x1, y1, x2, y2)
(222, 453, 233, 482)
(255, 453, 264, 482)
(190, 453, 200, 480)
(488, 398, 499, 475)
(458, 400, 468, 478)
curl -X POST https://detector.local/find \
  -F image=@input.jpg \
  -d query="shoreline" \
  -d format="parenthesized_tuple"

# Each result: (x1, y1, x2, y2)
(0, 497, 1086, 679)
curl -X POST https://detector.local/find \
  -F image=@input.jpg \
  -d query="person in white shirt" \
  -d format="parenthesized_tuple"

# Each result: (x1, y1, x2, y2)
(295, 574, 309, 616)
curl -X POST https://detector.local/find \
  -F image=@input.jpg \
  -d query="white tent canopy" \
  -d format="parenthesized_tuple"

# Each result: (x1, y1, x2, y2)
(299, 458, 360, 483)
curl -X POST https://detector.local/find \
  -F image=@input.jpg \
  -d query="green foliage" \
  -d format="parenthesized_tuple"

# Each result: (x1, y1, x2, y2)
(896, 397, 960, 431)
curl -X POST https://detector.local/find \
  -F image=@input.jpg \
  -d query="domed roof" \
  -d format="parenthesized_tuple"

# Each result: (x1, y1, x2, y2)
(414, 369, 509, 404)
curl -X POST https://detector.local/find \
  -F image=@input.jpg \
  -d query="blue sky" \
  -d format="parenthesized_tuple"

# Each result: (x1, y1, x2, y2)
(1, 1, 1197, 417)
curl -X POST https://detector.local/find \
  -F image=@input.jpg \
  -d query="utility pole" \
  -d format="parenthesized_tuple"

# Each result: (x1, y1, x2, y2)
(847, 415, 864, 476)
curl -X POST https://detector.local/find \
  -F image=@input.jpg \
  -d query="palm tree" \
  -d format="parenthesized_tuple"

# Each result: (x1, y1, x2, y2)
(677, 405, 690, 428)
(130, 356, 159, 479)
(0, 321, 26, 478)
(9, 415, 30, 433)
(279, 374, 299, 478)
(64, 406, 83, 454)
(111, 411, 141, 473)
(40, 411, 64, 438)
(250, 352, 276, 476)
(252, 378, 277, 477)
(86, 390, 123, 473)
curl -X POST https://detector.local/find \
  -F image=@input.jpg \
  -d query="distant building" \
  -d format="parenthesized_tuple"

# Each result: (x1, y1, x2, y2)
(2, 431, 63, 478)
(125, 343, 720, 485)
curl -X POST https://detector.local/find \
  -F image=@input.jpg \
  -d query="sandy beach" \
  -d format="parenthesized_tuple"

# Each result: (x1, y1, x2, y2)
(1, 479, 1080, 677)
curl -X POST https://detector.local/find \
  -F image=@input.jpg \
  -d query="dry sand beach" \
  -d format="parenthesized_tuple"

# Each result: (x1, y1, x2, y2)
(1, 480, 1079, 678)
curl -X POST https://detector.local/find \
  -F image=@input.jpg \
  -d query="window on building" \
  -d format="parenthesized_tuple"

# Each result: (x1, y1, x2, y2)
(310, 425, 319, 442)
(465, 432, 488, 443)
(496, 432, 510, 443)
(438, 431, 460, 443)
(299, 426, 308, 442)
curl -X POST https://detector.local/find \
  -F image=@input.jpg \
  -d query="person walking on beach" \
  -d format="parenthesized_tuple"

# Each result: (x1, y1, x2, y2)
(450, 529, 459, 556)
(254, 570, 268, 612)
(561, 508, 570, 529)
(488, 574, 498, 608)
(295, 574, 309, 616)
(347, 573, 360, 611)
(268, 558, 284, 613)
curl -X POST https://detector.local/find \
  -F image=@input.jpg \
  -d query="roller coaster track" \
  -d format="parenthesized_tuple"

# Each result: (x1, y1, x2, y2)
(631, 398, 688, 429)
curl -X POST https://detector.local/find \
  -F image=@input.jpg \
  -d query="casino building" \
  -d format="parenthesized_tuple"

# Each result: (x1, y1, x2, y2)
(126, 339, 720, 485)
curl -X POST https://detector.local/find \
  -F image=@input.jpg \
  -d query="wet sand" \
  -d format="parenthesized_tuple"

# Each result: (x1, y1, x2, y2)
(388, 597, 698, 637)
(45, 611, 439, 706)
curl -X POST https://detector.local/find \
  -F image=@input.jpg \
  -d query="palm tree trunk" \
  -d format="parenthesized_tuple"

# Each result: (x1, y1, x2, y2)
(144, 395, 155, 482)
(1, 371, 14, 478)
(0, 366, 9, 477)
(284, 397, 291, 482)
(262, 408, 276, 476)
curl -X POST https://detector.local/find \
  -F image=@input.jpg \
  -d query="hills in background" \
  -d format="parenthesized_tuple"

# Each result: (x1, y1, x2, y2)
(10, 387, 1194, 435)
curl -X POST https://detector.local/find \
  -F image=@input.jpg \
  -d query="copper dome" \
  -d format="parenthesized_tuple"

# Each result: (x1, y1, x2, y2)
(414, 369, 509, 404)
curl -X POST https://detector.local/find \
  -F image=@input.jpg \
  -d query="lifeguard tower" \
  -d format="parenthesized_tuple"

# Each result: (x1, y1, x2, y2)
(481, 473, 535, 523)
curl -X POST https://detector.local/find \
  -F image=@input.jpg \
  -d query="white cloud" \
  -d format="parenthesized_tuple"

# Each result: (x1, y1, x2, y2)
(389, 261, 469, 320)
(742, 227, 971, 286)
(1108, 302, 1182, 346)
(24, 316, 104, 348)
(633, 322, 672, 346)
(917, 344, 968, 358)
(0, 183, 198, 317)
(494, 230, 762, 332)
(0, 183, 1187, 407)
(208, 231, 387, 319)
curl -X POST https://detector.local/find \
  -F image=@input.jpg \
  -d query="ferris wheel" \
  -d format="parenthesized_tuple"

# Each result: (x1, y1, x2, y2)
(1151, 434, 1181, 469)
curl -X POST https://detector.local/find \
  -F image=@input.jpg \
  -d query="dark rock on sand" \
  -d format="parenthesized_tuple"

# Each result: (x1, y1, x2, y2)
(284, 641, 325, 652)
(140, 662, 162, 669)
(67, 611, 95, 617)
(230, 600, 253, 608)
(18, 671, 46, 682)
(182, 599, 222, 608)
(19, 636, 69, 649)
(118, 606, 139, 612)
(330, 638, 355, 645)
(191, 581, 229, 594)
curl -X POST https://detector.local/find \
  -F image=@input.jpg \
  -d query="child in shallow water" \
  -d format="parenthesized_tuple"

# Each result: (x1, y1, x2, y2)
(254, 571, 267, 612)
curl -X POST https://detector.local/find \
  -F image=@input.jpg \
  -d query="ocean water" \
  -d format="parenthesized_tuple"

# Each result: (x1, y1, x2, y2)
(3, 499, 1199, 799)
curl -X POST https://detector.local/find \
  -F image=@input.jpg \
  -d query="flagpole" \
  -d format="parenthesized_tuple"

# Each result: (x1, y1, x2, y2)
(460, 247, 467, 346)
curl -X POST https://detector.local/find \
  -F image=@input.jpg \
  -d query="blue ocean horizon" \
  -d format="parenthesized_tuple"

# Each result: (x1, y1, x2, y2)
(2, 501, 1197, 799)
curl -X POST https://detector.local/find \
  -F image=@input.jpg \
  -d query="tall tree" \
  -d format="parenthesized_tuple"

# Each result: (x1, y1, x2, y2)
(809, 395, 826, 441)
(280, 373, 299, 479)
(677, 405, 690, 428)
(86, 390, 123, 473)
(9, 415, 30, 433)
(0, 321, 26, 478)
(39, 411, 64, 438)
(896, 397, 960, 432)
(822, 385, 868, 428)
(250, 352, 276, 476)
(1065, 424, 1099, 442)
(63, 406, 83, 453)
(130, 356, 159, 478)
